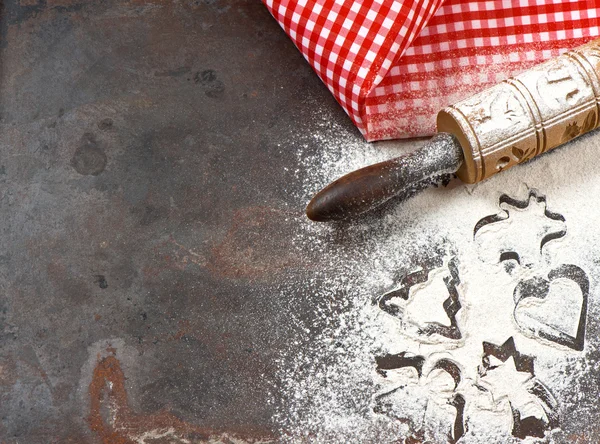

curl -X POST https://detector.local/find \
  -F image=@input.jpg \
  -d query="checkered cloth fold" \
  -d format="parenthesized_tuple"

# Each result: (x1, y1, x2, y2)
(264, 0, 600, 141)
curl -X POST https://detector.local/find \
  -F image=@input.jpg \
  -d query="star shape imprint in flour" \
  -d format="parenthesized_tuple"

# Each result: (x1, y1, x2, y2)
(477, 338, 559, 439)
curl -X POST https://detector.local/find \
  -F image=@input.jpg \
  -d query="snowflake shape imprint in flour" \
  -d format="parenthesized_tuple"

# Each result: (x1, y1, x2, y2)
(373, 190, 588, 442)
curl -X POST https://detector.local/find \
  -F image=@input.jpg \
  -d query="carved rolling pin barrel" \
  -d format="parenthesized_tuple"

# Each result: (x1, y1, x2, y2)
(307, 38, 600, 222)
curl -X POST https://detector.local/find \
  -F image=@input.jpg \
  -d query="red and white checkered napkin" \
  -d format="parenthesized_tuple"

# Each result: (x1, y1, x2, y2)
(264, 0, 600, 141)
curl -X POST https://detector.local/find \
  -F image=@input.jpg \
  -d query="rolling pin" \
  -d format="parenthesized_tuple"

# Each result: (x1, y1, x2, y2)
(306, 38, 600, 222)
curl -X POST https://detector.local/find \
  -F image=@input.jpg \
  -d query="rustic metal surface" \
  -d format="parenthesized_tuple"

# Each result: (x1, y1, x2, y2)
(0, 0, 358, 441)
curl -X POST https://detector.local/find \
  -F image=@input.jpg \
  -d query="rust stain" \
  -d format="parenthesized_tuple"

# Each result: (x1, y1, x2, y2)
(160, 321, 234, 365)
(170, 319, 192, 342)
(0, 356, 18, 387)
(209, 207, 305, 280)
(566, 432, 595, 443)
(168, 237, 208, 268)
(88, 355, 276, 443)
(142, 236, 207, 280)
(145, 206, 309, 282)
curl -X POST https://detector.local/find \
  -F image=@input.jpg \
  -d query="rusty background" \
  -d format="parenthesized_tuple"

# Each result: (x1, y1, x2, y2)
(0, 0, 364, 441)
(4, 1, 599, 443)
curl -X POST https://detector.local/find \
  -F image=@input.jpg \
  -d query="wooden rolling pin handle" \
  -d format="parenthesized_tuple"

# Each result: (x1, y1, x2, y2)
(306, 133, 462, 221)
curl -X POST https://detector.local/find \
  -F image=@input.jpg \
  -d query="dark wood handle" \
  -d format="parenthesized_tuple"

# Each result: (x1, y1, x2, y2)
(306, 133, 463, 221)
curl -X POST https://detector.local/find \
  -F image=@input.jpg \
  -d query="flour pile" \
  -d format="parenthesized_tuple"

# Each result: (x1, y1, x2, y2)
(274, 112, 600, 443)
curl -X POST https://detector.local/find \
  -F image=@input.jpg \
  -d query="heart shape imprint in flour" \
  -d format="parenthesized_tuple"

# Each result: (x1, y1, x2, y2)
(513, 264, 588, 351)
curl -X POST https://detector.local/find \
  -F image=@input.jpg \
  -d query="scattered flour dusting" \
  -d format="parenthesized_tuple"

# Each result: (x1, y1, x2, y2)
(273, 109, 600, 443)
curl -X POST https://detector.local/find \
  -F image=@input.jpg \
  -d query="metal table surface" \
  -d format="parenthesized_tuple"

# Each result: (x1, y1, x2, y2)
(3, 2, 600, 443)
(0, 0, 354, 441)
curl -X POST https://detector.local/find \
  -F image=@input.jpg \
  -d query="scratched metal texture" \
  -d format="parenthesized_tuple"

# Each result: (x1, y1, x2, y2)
(3, 2, 600, 443)
(0, 0, 360, 442)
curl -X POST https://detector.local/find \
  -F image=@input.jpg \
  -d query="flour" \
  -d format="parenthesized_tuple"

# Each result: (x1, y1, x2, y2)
(274, 108, 600, 442)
